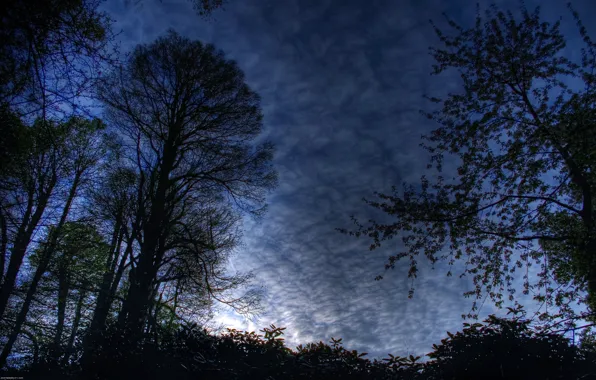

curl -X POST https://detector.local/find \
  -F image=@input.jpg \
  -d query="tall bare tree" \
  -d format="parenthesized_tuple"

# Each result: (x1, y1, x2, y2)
(97, 30, 277, 345)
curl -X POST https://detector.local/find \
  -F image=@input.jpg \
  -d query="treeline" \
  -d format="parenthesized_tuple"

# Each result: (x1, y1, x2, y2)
(3, 310, 596, 379)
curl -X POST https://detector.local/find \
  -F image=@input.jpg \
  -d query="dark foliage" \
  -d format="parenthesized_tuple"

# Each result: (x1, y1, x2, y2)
(338, 2, 596, 327)
(2, 312, 595, 380)
(0, 0, 114, 119)
(423, 308, 596, 379)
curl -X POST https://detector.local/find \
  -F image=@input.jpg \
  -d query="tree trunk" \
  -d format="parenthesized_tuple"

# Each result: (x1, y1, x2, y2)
(20, 330, 39, 365)
(62, 287, 86, 366)
(81, 223, 126, 370)
(0, 248, 52, 367)
(81, 229, 136, 375)
(0, 172, 78, 366)
(52, 261, 70, 360)
(0, 211, 7, 281)
(145, 283, 161, 336)
(114, 232, 139, 327)
(121, 141, 176, 344)
(0, 179, 54, 321)
(86, 221, 122, 337)
(121, 258, 156, 343)
(586, 238, 596, 319)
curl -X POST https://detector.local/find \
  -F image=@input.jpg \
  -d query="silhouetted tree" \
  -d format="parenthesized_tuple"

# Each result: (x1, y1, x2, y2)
(96, 30, 277, 348)
(0, 0, 115, 120)
(42, 222, 109, 365)
(81, 164, 139, 355)
(2, 221, 110, 370)
(338, 4, 596, 324)
(0, 117, 105, 367)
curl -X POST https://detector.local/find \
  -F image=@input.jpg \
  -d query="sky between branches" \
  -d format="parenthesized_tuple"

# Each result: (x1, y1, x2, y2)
(99, 0, 596, 359)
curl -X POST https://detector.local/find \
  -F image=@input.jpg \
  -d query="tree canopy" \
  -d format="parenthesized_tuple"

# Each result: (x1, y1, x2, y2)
(96, 29, 277, 347)
(339, 3, 596, 326)
(0, 0, 115, 120)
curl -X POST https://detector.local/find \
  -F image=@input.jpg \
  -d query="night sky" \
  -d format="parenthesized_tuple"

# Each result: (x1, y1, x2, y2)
(100, 0, 596, 360)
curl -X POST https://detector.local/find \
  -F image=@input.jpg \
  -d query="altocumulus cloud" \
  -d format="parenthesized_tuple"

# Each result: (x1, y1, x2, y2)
(101, 0, 596, 360)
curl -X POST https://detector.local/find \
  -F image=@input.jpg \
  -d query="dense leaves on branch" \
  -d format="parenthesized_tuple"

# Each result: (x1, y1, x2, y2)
(338, 3, 596, 324)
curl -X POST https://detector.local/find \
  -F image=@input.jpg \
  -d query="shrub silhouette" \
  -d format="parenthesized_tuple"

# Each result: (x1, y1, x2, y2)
(424, 310, 596, 380)
(3, 314, 596, 380)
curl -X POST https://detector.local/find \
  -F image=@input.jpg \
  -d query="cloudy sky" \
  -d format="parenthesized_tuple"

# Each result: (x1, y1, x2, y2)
(101, 0, 596, 360)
